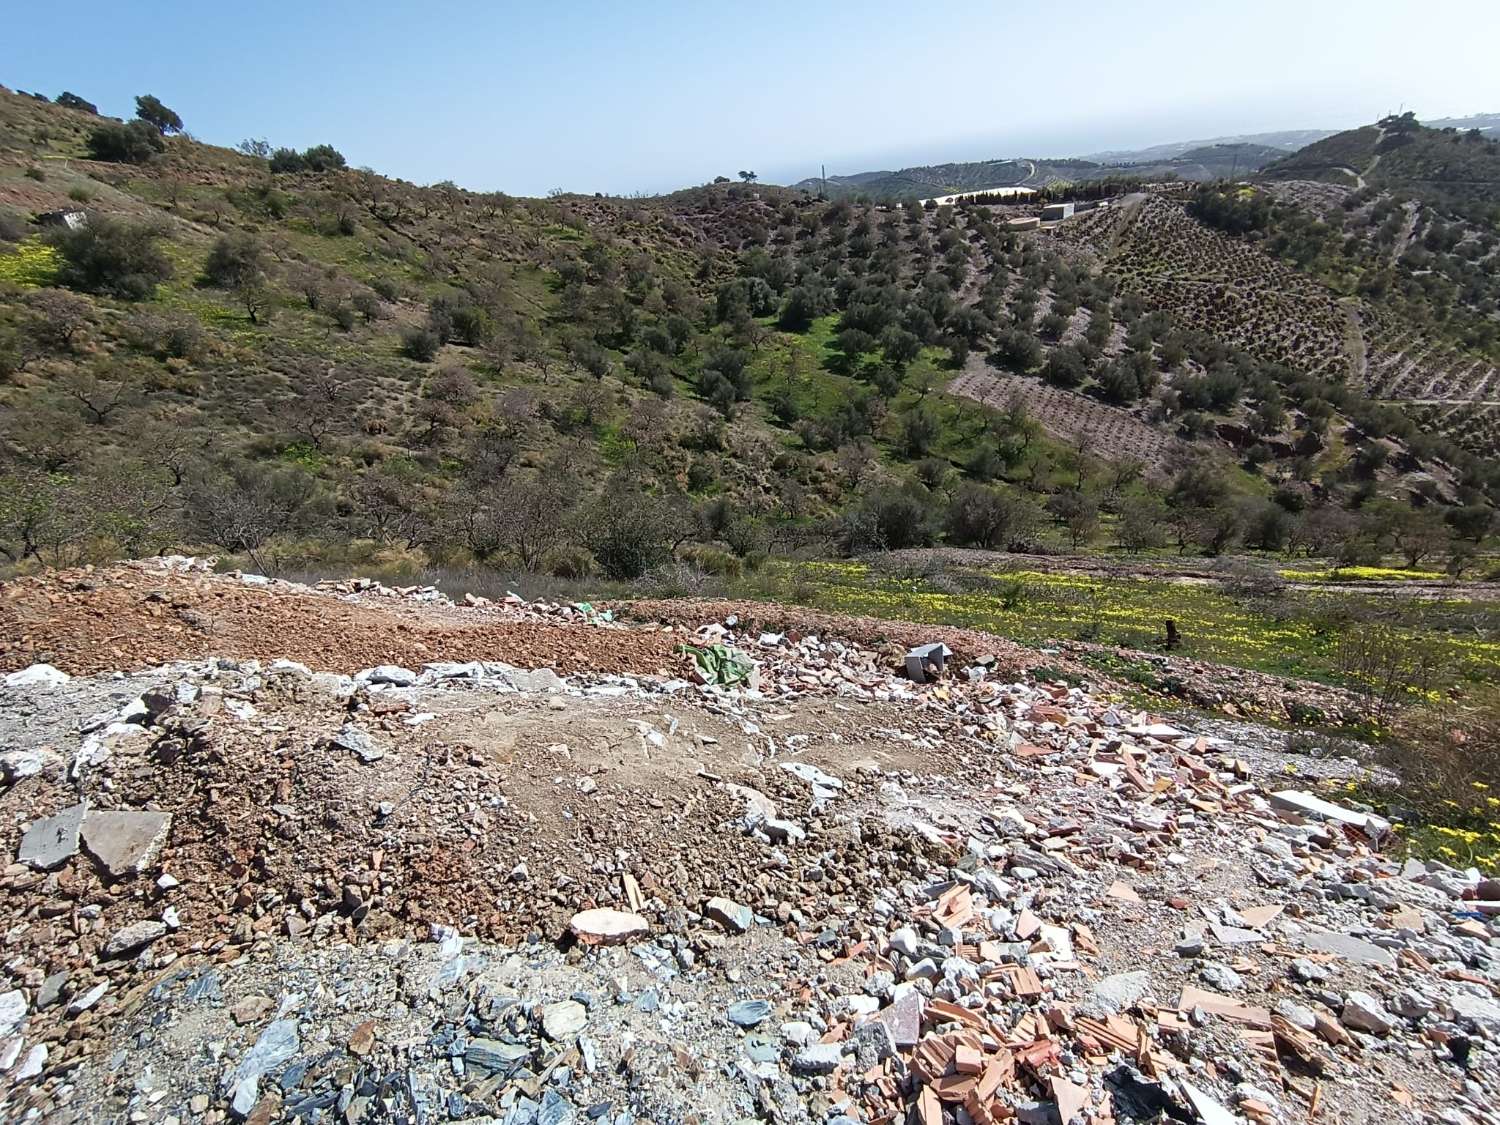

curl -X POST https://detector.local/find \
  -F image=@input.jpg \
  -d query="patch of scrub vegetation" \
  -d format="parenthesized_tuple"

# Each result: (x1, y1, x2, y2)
(1281, 564, 1446, 583)
(737, 558, 1500, 692)
(0, 239, 61, 287)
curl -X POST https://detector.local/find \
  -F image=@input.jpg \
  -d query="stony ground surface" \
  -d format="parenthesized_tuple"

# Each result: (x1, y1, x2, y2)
(0, 560, 1495, 1125)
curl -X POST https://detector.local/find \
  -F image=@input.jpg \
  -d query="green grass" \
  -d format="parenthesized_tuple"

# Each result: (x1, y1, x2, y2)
(734, 559, 1500, 691)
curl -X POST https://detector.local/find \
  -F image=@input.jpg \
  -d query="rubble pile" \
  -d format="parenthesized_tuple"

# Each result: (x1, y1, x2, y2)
(0, 563, 1493, 1124)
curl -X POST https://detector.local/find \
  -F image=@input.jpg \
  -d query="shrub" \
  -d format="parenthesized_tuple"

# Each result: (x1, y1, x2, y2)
(680, 543, 743, 578)
(87, 120, 165, 163)
(49, 216, 173, 299)
(841, 487, 935, 553)
(201, 232, 268, 290)
(577, 483, 685, 579)
(542, 545, 594, 580)
(401, 326, 441, 362)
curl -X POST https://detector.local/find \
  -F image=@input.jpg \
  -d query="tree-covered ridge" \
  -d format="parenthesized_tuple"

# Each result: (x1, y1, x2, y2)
(0, 86, 1495, 579)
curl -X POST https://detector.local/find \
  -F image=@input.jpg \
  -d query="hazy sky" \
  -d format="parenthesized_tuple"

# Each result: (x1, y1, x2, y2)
(4, 0, 1496, 195)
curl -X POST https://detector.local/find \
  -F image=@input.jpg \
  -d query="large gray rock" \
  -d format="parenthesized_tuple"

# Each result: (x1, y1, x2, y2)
(705, 897, 753, 934)
(81, 810, 171, 877)
(18, 803, 86, 870)
(103, 920, 168, 957)
(793, 1042, 846, 1075)
(541, 999, 587, 1040)
(1341, 991, 1394, 1035)
(1301, 931, 1396, 968)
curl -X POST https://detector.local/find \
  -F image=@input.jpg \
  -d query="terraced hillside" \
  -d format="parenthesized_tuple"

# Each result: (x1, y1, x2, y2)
(1, 85, 1495, 579)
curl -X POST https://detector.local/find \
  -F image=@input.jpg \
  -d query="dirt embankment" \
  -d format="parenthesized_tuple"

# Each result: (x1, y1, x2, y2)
(0, 566, 689, 679)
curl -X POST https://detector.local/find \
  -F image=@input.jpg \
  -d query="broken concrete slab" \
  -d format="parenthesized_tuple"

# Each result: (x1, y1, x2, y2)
(1268, 790, 1391, 836)
(18, 803, 87, 870)
(81, 810, 172, 878)
(1080, 971, 1151, 1018)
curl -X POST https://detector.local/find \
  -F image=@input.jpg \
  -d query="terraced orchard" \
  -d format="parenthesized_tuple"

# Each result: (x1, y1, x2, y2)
(948, 365, 1179, 467)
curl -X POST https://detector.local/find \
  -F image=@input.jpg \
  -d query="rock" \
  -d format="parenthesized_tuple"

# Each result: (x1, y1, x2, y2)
(1289, 958, 1328, 983)
(466, 1038, 531, 1074)
(1341, 991, 1394, 1035)
(1080, 971, 1151, 1017)
(1, 749, 56, 785)
(3, 664, 70, 689)
(347, 1019, 377, 1056)
(17, 803, 86, 870)
(1301, 931, 1396, 968)
(332, 723, 384, 763)
(792, 1042, 846, 1075)
(705, 897, 753, 934)
(500, 668, 567, 693)
(1446, 990, 1500, 1029)
(362, 665, 417, 687)
(80, 810, 172, 877)
(1268, 790, 1390, 837)
(14, 1043, 46, 1081)
(1391, 989, 1432, 1021)
(1273, 1000, 1318, 1031)
(874, 989, 923, 1048)
(888, 926, 922, 958)
(1200, 964, 1244, 992)
(230, 1019, 299, 1114)
(36, 972, 66, 1010)
(727, 999, 772, 1028)
(568, 908, 649, 946)
(904, 958, 940, 982)
(68, 981, 108, 1015)
(231, 995, 275, 1026)
(542, 1000, 588, 1040)
(780, 1021, 815, 1046)
(0, 991, 27, 1038)
(1476, 878, 1500, 901)
(103, 919, 168, 957)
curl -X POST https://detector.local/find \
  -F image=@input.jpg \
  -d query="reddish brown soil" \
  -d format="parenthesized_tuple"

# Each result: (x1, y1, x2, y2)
(0, 566, 689, 678)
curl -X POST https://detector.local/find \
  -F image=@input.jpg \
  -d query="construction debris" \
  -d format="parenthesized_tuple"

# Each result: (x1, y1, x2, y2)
(0, 560, 1493, 1123)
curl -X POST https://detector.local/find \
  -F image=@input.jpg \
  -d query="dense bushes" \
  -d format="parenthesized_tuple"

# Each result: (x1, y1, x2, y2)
(269, 144, 347, 174)
(86, 120, 165, 163)
(48, 217, 172, 299)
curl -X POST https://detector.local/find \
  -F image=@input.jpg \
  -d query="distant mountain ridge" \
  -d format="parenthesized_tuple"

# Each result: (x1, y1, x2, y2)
(790, 114, 1500, 200)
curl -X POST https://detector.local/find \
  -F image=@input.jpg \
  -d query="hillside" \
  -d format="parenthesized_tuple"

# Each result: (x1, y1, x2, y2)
(1262, 113, 1500, 222)
(0, 85, 1496, 590)
(791, 142, 1298, 200)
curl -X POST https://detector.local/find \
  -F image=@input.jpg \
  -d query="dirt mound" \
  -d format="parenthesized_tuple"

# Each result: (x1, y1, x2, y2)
(0, 564, 689, 679)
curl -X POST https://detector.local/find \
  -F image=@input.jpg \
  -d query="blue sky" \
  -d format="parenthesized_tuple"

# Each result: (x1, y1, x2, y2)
(4, 0, 1496, 196)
